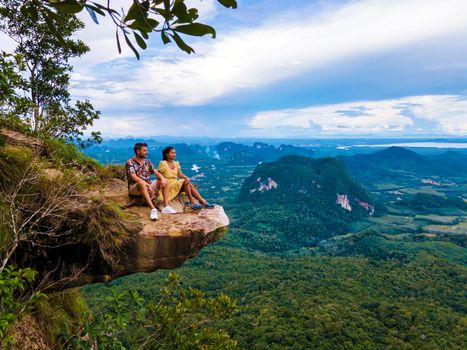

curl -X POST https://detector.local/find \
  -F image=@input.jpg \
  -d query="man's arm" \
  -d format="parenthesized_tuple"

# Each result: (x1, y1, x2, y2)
(127, 162, 155, 195)
(127, 161, 146, 185)
(130, 172, 157, 196)
(153, 169, 168, 185)
(151, 162, 168, 186)
(130, 172, 147, 185)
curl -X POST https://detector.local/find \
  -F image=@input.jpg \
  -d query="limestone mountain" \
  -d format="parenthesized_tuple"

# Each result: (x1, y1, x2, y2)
(233, 155, 383, 252)
(215, 141, 312, 165)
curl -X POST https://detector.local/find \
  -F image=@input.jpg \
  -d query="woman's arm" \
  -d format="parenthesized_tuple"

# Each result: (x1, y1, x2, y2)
(177, 162, 190, 183)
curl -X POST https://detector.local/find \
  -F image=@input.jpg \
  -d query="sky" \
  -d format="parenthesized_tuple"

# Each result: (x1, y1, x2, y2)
(4, 0, 467, 138)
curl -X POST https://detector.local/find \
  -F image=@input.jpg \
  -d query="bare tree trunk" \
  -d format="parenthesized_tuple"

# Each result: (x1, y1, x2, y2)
(28, 63, 39, 133)
(0, 156, 79, 274)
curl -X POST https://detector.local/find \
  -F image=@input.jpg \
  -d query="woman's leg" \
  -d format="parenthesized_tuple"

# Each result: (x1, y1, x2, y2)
(161, 181, 170, 207)
(183, 181, 197, 204)
(189, 183, 208, 205)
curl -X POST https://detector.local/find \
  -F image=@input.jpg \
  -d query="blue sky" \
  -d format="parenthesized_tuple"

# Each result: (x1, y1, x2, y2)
(66, 0, 467, 137)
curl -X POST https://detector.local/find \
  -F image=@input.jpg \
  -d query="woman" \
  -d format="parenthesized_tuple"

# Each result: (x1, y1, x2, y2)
(157, 146, 214, 213)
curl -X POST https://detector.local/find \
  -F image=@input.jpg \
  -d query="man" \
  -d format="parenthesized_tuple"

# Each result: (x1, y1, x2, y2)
(125, 143, 170, 220)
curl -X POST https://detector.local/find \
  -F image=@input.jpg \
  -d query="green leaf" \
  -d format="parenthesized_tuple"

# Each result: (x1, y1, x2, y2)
(141, 1, 150, 11)
(128, 18, 159, 33)
(85, 3, 106, 16)
(124, 2, 142, 21)
(123, 32, 140, 60)
(42, 10, 67, 47)
(169, 32, 194, 54)
(51, 0, 85, 14)
(128, 21, 148, 33)
(161, 31, 171, 44)
(154, 7, 168, 18)
(85, 6, 99, 24)
(173, 23, 216, 38)
(91, 2, 119, 15)
(146, 18, 160, 29)
(116, 30, 122, 54)
(217, 0, 238, 9)
(134, 32, 147, 49)
(21, 4, 39, 22)
(43, 7, 64, 22)
(172, 0, 188, 18)
(186, 8, 199, 22)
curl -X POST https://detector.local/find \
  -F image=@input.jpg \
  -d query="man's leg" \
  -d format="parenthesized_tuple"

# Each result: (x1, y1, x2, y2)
(136, 182, 156, 209)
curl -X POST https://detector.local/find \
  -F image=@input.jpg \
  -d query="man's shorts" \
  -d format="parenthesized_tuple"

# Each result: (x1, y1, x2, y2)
(128, 180, 159, 196)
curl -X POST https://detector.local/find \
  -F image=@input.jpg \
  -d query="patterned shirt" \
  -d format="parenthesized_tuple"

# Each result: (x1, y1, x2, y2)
(125, 157, 155, 190)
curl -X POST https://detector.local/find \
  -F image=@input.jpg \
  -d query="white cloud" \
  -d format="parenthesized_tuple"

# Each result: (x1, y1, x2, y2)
(72, 0, 467, 107)
(91, 114, 167, 137)
(247, 95, 467, 136)
(90, 112, 213, 137)
(71, 0, 219, 66)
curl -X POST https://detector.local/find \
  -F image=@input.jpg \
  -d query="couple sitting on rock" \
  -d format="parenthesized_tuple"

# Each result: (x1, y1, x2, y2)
(125, 143, 214, 220)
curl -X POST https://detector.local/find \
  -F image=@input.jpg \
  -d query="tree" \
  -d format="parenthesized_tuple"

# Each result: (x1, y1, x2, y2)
(0, 265, 45, 348)
(0, 52, 31, 132)
(0, 0, 102, 147)
(17, 0, 238, 58)
(0, 52, 24, 108)
(63, 273, 239, 349)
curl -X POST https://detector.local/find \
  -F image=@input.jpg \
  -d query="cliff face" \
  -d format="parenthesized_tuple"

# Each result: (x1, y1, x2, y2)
(73, 178, 229, 287)
(0, 128, 229, 289)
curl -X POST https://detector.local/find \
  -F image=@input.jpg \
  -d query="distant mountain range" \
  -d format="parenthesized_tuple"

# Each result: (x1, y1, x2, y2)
(339, 146, 467, 188)
(215, 142, 312, 165)
(85, 141, 313, 164)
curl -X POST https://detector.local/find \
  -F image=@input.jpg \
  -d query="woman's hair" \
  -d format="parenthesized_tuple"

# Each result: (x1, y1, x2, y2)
(162, 146, 175, 161)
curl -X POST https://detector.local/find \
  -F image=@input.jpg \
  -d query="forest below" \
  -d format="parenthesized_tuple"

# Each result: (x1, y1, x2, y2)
(82, 143, 467, 349)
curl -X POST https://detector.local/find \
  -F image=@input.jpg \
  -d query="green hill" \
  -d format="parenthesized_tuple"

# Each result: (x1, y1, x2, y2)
(231, 155, 384, 252)
(339, 146, 465, 188)
(426, 150, 467, 174)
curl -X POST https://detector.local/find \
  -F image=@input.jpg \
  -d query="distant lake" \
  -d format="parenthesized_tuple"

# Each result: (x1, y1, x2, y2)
(354, 142, 467, 149)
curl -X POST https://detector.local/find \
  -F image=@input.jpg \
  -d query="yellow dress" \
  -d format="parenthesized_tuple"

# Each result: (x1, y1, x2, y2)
(157, 160, 185, 201)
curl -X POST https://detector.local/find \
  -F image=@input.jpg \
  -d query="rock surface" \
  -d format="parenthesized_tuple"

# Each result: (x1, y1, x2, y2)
(71, 179, 229, 287)
(0, 128, 44, 153)
(8, 315, 49, 350)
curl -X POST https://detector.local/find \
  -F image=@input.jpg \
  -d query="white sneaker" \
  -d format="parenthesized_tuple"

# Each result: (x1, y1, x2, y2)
(161, 205, 177, 214)
(150, 208, 158, 220)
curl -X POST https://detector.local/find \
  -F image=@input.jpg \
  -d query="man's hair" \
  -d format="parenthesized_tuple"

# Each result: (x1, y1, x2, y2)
(134, 142, 148, 154)
(162, 146, 175, 161)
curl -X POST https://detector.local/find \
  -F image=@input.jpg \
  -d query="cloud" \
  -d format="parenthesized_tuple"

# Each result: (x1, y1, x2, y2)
(247, 95, 467, 136)
(89, 94, 467, 137)
(71, 0, 219, 66)
(72, 0, 467, 107)
(90, 111, 217, 137)
(91, 114, 171, 137)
